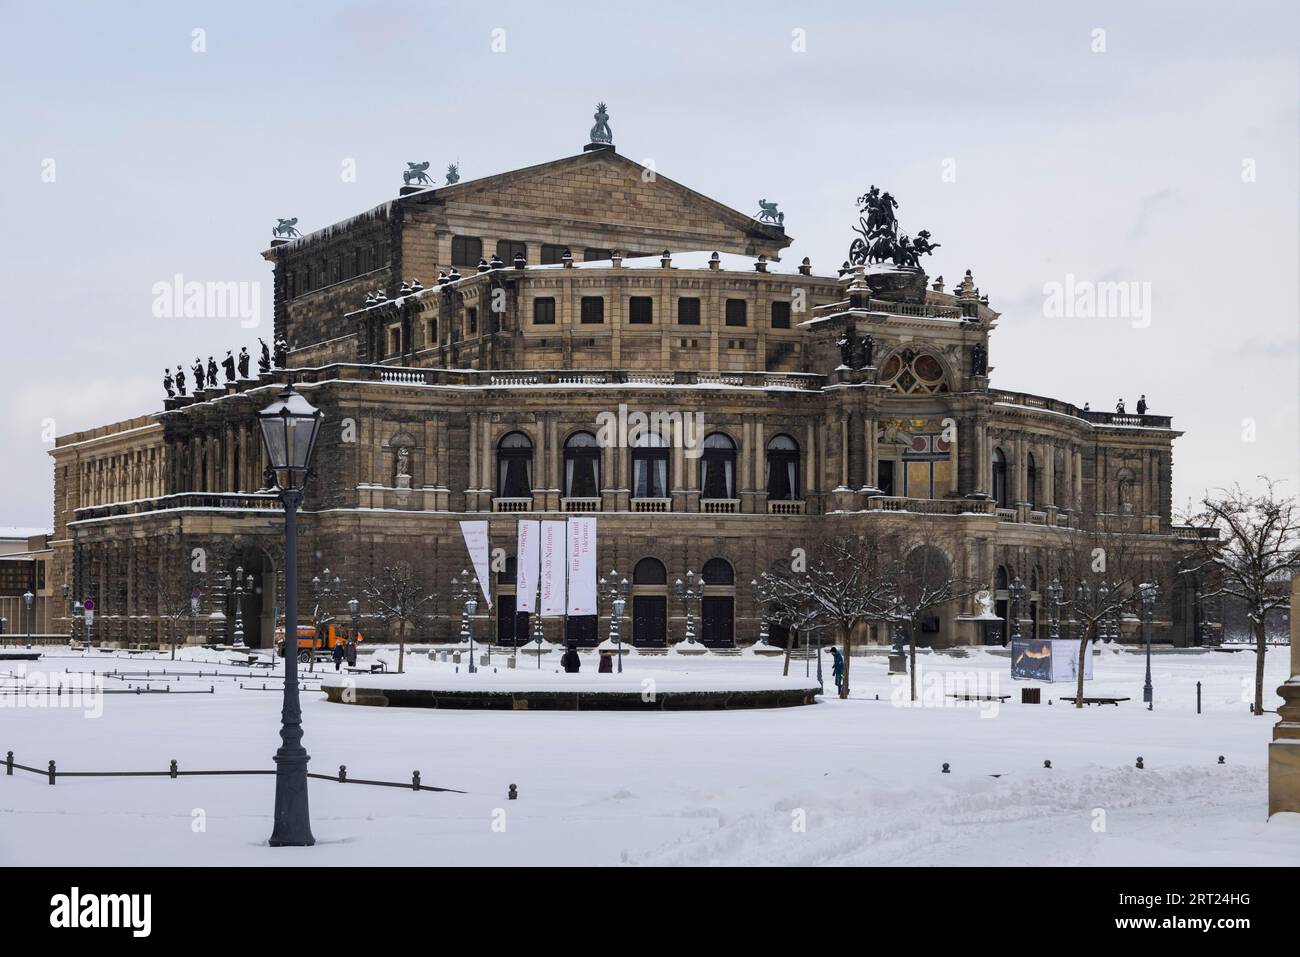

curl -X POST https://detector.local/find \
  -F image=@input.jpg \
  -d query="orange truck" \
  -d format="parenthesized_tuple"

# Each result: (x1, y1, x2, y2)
(273, 622, 363, 662)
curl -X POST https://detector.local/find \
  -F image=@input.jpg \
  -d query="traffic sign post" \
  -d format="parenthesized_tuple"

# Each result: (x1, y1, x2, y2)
(83, 599, 95, 644)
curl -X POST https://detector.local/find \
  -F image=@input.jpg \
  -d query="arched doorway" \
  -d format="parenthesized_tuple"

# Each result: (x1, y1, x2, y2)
(224, 549, 274, 648)
(700, 557, 735, 647)
(631, 557, 667, 646)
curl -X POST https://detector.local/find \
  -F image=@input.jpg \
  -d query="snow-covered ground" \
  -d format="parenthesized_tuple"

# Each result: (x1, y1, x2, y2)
(1, 644, 1296, 866)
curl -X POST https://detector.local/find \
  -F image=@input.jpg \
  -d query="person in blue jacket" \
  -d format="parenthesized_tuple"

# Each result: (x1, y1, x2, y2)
(828, 645, 844, 692)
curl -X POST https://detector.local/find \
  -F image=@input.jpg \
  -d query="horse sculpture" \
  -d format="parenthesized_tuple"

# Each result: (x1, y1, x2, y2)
(272, 217, 300, 239)
(404, 161, 433, 186)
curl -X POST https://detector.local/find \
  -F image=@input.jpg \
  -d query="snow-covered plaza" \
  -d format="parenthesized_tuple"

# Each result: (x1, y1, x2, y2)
(2, 644, 1296, 866)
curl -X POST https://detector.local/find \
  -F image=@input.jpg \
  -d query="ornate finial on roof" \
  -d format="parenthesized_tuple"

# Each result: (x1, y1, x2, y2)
(585, 102, 614, 151)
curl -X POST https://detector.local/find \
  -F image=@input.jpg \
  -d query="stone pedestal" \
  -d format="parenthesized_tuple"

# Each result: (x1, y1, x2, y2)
(1268, 576, 1300, 816)
(888, 653, 907, 674)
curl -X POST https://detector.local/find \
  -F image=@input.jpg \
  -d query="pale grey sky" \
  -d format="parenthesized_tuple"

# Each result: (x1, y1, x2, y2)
(1, 0, 1296, 527)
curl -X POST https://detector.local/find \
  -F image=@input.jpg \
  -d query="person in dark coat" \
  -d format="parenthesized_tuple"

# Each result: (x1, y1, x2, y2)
(598, 650, 613, 673)
(331, 641, 345, 672)
(829, 645, 844, 692)
(560, 643, 581, 673)
(344, 637, 357, 667)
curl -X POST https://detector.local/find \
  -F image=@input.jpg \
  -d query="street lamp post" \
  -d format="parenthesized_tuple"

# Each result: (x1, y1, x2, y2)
(601, 570, 628, 674)
(347, 597, 359, 642)
(1009, 576, 1026, 641)
(451, 570, 479, 673)
(1047, 578, 1062, 640)
(750, 578, 771, 647)
(231, 566, 248, 648)
(674, 570, 702, 647)
(1141, 582, 1157, 710)
(23, 590, 34, 645)
(257, 383, 323, 848)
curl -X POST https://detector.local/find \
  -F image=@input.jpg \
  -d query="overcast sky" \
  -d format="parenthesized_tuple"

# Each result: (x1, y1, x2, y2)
(1, 0, 1296, 528)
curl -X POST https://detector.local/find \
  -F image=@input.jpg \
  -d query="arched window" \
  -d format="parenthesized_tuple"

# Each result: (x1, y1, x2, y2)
(497, 432, 533, 498)
(630, 432, 669, 499)
(563, 431, 601, 498)
(1026, 453, 1038, 507)
(991, 447, 1008, 507)
(633, 557, 667, 584)
(701, 557, 735, 585)
(699, 433, 737, 500)
(766, 434, 800, 501)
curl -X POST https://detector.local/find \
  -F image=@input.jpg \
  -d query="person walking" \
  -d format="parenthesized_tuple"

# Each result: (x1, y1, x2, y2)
(331, 640, 345, 672)
(829, 645, 844, 693)
(344, 636, 358, 668)
(560, 642, 581, 674)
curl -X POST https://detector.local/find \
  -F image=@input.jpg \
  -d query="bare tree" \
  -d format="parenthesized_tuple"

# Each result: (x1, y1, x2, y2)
(1050, 510, 1154, 708)
(759, 534, 899, 697)
(1183, 479, 1299, 715)
(140, 542, 197, 661)
(362, 561, 437, 674)
(884, 542, 981, 703)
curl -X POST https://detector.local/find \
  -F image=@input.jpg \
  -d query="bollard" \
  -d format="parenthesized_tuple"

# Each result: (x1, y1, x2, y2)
(1218, 755, 1225, 765)
(412, 770, 421, 791)
(1197, 681, 1202, 714)
(338, 765, 347, 782)
(169, 759, 178, 779)
(1136, 756, 1144, 770)
(1043, 760, 1052, 769)
(5, 751, 12, 775)
(508, 783, 518, 801)
(48, 760, 56, 785)
(941, 763, 950, 774)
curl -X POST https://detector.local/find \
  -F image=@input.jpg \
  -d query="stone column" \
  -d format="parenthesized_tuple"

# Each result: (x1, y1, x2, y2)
(1269, 575, 1300, 815)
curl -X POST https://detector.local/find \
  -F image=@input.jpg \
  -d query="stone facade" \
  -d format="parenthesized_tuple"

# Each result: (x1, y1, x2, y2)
(46, 142, 1214, 650)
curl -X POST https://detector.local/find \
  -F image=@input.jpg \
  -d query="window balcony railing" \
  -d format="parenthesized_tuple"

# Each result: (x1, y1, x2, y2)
(768, 500, 805, 515)
(701, 499, 740, 514)
(631, 498, 671, 513)
(492, 497, 534, 513)
(561, 497, 602, 513)
(996, 507, 1017, 521)
(1029, 510, 1048, 525)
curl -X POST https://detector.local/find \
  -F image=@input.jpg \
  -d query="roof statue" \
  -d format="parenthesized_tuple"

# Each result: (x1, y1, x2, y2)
(445, 162, 460, 185)
(589, 102, 613, 146)
(755, 199, 784, 227)
(403, 162, 433, 186)
(847, 187, 940, 269)
(272, 217, 300, 239)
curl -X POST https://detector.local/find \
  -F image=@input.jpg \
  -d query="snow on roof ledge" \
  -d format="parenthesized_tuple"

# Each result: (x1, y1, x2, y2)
(528, 250, 824, 278)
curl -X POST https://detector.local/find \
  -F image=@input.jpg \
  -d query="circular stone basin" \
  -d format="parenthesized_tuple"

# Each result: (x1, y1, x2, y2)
(320, 671, 821, 710)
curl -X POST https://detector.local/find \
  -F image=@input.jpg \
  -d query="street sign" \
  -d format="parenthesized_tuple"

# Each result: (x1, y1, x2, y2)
(83, 598, 94, 611)
(85, 610, 95, 625)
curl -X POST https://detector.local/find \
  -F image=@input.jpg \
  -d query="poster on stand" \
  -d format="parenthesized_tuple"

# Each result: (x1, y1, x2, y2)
(515, 519, 541, 614)
(1011, 638, 1094, 682)
(538, 520, 568, 617)
(458, 520, 493, 608)
(566, 517, 597, 616)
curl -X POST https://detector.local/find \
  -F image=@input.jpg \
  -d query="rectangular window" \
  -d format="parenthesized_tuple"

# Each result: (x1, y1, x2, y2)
(580, 296, 605, 324)
(452, 236, 482, 267)
(725, 299, 748, 327)
(629, 296, 653, 324)
(771, 301, 791, 329)
(387, 325, 402, 356)
(467, 307, 478, 335)
(677, 297, 701, 325)
(533, 298, 556, 325)
(496, 239, 527, 265)
(425, 317, 438, 345)
(540, 244, 569, 265)
(583, 248, 612, 262)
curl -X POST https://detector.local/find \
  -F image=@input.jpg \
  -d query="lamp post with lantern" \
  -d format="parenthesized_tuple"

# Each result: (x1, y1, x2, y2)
(256, 383, 323, 848)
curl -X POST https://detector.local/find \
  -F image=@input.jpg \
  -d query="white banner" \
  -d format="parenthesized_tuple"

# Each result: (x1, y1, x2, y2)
(538, 520, 567, 617)
(566, 517, 598, 616)
(515, 519, 541, 614)
(458, 520, 493, 608)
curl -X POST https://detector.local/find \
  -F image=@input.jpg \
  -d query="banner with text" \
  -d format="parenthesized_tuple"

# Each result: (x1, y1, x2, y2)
(515, 519, 541, 614)
(566, 517, 598, 616)
(539, 520, 568, 617)
(458, 520, 493, 608)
